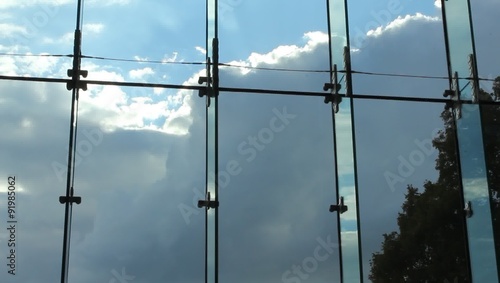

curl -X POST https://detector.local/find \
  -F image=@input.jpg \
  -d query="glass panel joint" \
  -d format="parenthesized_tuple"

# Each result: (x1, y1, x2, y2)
(198, 192, 219, 210)
(329, 196, 348, 214)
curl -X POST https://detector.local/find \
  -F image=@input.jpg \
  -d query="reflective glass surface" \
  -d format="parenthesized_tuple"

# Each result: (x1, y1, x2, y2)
(356, 99, 470, 282)
(327, 0, 362, 281)
(443, 0, 498, 281)
(481, 102, 500, 280)
(334, 100, 362, 283)
(218, 0, 329, 92)
(80, 1, 205, 85)
(218, 92, 339, 282)
(68, 85, 205, 283)
(206, 96, 218, 283)
(0, 81, 70, 282)
(0, 2, 74, 79)
(455, 105, 496, 282)
(471, 0, 500, 85)
(206, 1, 218, 282)
(0, 1, 499, 282)
(348, 0, 448, 98)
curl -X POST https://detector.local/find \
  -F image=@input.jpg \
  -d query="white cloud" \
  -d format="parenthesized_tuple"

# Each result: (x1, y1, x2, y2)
(0, 0, 71, 9)
(56, 61, 197, 136)
(42, 23, 103, 45)
(86, 0, 131, 6)
(0, 56, 18, 75)
(128, 67, 154, 80)
(0, 23, 27, 37)
(83, 23, 105, 35)
(195, 46, 207, 55)
(134, 55, 148, 62)
(153, 87, 164, 95)
(367, 13, 439, 37)
(42, 32, 73, 45)
(18, 52, 60, 74)
(162, 52, 179, 63)
(222, 30, 329, 77)
(0, 1, 498, 282)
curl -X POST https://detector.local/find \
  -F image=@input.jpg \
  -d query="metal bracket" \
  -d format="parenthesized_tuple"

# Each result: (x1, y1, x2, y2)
(329, 196, 348, 214)
(323, 64, 342, 113)
(198, 39, 220, 107)
(464, 201, 473, 218)
(67, 69, 88, 78)
(197, 192, 219, 210)
(198, 57, 217, 107)
(59, 187, 82, 205)
(443, 71, 461, 119)
(66, 69, 88, 91)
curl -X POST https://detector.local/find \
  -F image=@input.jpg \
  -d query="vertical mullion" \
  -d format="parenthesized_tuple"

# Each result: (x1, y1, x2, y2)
(441, 0, 498, 281)
(326, 0, 363, 282)
(60, 1, 85, 283)
(205, 0, 218, 283)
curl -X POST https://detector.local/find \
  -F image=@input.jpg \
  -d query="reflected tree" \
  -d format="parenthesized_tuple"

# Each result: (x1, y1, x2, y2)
(493, 77, 500, 100)
(369, 77, 500, 282)
(482, 76, 500, 280)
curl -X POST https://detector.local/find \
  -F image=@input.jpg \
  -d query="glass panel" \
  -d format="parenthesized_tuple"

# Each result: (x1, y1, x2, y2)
(476, 0, 500, 268)
(0, 2, 74, 79)
(206, 100, 218, 283)
(80, 1, 205, 86)
(218, 0, 330, 92)
(455, 105, 497, 281)
(348, 0, 448, 98)
(443, 0, 498, 281)
(357, 99, 470, 282)
(67, 85, 205, 282)
(218, 92, 339, 282)
(481, 102, 500, 279)
(206, 1, 218, 282)
(334, 101, 362, 283)
(327, 0, 362, 281)
(0, 81, 70, 282)
(471, 0, 500, 88)
(443, 0, 476, 101)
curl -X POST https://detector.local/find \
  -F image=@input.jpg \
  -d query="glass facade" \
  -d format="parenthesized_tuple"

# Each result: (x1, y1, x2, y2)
(0, 0, 498, 282)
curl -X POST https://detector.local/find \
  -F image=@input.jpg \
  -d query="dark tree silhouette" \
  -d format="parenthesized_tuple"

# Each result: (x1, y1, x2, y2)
(493, 77, 500, 100)
(369, 77, 500, 282)
(481, 76, 500, 280)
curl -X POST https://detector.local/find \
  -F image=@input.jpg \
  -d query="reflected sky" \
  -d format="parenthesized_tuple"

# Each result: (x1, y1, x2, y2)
(218, 93, 339, 283)
(443, 0, 499, 281)
(355, 99, 469, 282)
(0, 1, 499, 282)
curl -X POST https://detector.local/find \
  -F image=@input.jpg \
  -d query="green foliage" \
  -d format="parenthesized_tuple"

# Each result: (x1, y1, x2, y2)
(369, 82, 500, 282)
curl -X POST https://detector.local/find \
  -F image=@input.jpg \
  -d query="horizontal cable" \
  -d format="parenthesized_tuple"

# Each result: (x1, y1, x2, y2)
(0, 52, 496, 81)
(218, 63, 329, 73)
(82, 55, 205, 66)
(0, 53, 72, 58)
(349, 70, 449, 80)
(1, 74, 499, 105)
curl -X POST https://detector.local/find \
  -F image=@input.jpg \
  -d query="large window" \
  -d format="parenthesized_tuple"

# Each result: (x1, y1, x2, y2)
(219, 92, 339, 282)
(0, 1, 498, 282)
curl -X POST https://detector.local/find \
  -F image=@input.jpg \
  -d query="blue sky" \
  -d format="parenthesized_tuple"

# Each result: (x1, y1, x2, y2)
(0, 0, 499, 282)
